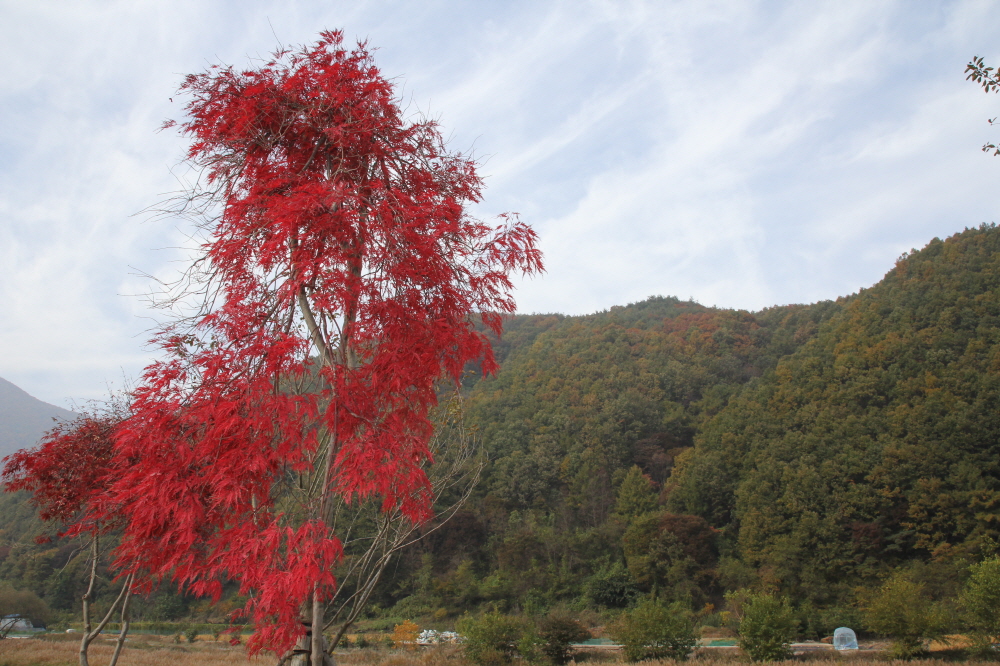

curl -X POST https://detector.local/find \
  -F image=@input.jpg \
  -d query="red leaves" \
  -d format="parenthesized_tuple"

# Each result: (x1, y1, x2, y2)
(2, 412, 122, 535)
(100, 30, 543, 656)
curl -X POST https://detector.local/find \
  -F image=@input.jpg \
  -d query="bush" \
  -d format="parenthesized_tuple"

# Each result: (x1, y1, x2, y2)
(392, 620, 420, 650)
(185, 626, 198, 643)
(0, 586, 50, 629)
(860, 571, 950, 659)
(538, 615, 590, 665)
(457, 611, 535, 666)
(961, 556, 1000, 655)
(607, 600, 697, 662)
(737, 593, 797, 662)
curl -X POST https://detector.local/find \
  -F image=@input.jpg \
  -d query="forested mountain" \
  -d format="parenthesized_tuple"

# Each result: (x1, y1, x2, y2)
(668, 224, 1000, 603)
(0, 378, 76, 459)
(384, 292, 846, 618)
(2, 225, 1000, 632)
(385, 224, 1000, 625)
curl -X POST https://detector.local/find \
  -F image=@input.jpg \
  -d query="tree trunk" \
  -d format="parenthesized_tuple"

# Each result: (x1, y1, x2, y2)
(286, 618, 333, 666)
(311, 587, 329, 666)
(107, 573, 133, 666)
(79, 535, 98, 666)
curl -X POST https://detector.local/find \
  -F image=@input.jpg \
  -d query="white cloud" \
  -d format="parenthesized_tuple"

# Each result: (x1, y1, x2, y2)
(2, 0, 1000, 405)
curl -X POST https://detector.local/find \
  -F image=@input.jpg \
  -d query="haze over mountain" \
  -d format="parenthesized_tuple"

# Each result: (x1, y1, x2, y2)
(0, 377, 76, 459)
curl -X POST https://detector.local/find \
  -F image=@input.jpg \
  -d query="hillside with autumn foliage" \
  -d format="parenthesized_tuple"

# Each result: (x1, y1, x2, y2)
(3, 224, 1000, 636)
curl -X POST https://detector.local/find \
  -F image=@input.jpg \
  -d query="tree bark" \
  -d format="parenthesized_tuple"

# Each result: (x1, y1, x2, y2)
(107, 573, 134, 666)
(79, 535, 98, 666)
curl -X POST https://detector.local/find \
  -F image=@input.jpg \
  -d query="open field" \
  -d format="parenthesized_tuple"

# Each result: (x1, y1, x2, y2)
(0, 633, 258, 666)
(0, 637, 996, 666)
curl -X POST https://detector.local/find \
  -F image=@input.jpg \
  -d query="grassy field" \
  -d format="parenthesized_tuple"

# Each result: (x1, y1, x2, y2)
(0, 633, 257, 666)
(0, 637, 992, 666)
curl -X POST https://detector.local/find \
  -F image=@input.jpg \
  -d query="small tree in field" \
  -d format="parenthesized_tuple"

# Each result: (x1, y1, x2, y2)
(960, 556, 1000, 654)
(392, 620, 420, 650)
(736, 593, 797, 662)
(2, 409, 135, 666)
(859, 571, 950, 659)
(456, 612, 535, 666)
(608, 600, 697, 662)
(537, 614, 591, 665)
(99, 30, 542, 665)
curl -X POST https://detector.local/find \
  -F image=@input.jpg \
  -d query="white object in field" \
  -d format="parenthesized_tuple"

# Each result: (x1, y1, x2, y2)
(833, 627, 858, 650)
(0, 615, 34, 632)
(417, 630, 460, 645)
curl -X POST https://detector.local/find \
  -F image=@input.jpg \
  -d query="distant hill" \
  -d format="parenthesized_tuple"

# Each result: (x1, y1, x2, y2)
(0, 378, 76, 459)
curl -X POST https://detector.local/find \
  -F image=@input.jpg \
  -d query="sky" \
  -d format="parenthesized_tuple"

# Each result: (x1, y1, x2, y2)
(3, 0, 1000, 408)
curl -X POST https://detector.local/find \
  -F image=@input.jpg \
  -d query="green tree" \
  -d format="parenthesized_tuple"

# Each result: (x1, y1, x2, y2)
(607, 600, 697, 661)
(585, 562, 638, 609)
(860, 571, 950, 659)
(737, 593, 797, 662)
(457, 612, 535, 666)
(537, 615, 590, 665)
(622, 513, 717, 603)
(614, 466, 658, 519)
(960, 556, 1000, 654)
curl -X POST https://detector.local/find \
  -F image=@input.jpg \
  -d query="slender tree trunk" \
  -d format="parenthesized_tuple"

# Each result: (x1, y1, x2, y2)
(107, 573, 133, 666)
(295, 212, 365, 666)
(79, 535, 134, 666)
(79, 535, 98, 666)
(311, 587, 322, 666)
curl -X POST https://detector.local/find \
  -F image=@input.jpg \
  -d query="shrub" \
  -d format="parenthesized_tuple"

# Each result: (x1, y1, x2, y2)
(185, 626, 198, 643)
(517, 625, 545, 664)
(961, 556, 1000, 655)
(737, 593, 797, 662)
(392, 620, 420, 650)
(607, 600, 697, 662)
(355, 633, 370, 649)
(538, 615, 590, 664)
(0, 586, 50, 629)
(457, 611, 534, 666)
(860, 571, 950, 659)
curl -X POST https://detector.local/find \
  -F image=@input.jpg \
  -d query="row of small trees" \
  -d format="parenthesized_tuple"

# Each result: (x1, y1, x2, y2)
(451, 555, 1000, 664)
(456, 612, 591, 666)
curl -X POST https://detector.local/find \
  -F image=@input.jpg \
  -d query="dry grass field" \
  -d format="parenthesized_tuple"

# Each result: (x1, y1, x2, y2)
(0, 633, 258, 666)
(0, 637, 992, 666)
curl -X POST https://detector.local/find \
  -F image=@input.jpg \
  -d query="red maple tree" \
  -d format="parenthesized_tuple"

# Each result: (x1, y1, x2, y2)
(101, 30, 542, 661)
(3, 409, 136, 666)
(3, 414, 117, 528)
